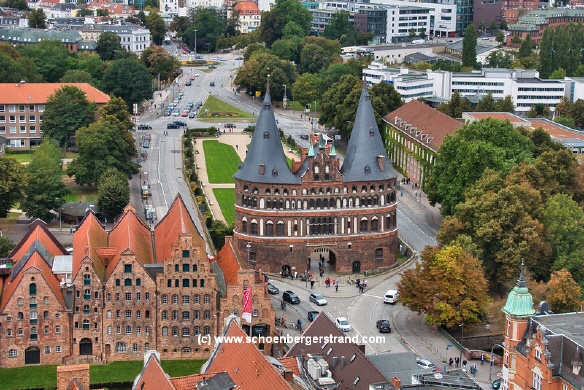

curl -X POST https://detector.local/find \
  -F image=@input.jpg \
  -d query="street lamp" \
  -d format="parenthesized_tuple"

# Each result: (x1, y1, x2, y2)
(283, 84, 287, 110)
(55, 198, 62, 231)
(248, 74, 252, 96)
(194, 29, 198, 54)
(489, 343, 505, 381)
(206, 42, 210, 53)
(459, 323, 465, 365)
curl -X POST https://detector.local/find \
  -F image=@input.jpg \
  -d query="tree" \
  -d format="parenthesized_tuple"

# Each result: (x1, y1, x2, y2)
(0, 157, 28, 217)
(270, 39, 300, 62)
(20, 40, 76, 82)
(569, 99, 584, 128)
(97, 168, 130, 219)
(475, 92, 496, 112)
(97, 31, 125, 61)
(500, 19, 508, 30)
(99, 96, 136, 140)
(462, 24, 477, 68)
(292, 73, 324, 107)
(234, 52, 297, 101)
(2, 0, 28, 10)
(489, 21, 498, 32)
(299, 43, 330, 74)
(258, 0, 311, 45)
(28, 8, 46, 28)
(0, 236, 15, 258)
(257, 10, 287, 47)
(323, 10, 357, 46)
(436, 91, 472, 118)
(546, 269, 582, 313)
(102, 58, 153, 105)
(76, 8, 94, 17)
(60, 69, 94, 84)
(549, 68, 566, 79)
(67, 121, 139, 186)
(140, 45, 180, 81)
(494, 95, 515, 112)
(96, 8, 109, 17)
(495, 31, 505, 45)
(518, 34, 532, 59)
(397, 245, 490, 328)
(145, 11, 166, 45)
(42, 85, 97, 149)
(21, 139, 69, 222)
(426, 118, 533, 215)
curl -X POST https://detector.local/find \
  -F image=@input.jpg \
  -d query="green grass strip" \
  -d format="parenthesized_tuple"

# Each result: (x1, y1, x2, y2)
(200, 95, 254, 119)
(213, 188, 236, 225)
(203, 140, 241, 184)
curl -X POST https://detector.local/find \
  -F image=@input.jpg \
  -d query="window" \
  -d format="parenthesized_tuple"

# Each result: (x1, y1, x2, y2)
(106, 293, 111, 302)
(194, 295, 200, 304)
(8, 349, 17, 358)
(44, 326, 49, 334)
(162, 327, 168, 336)
(125, 310, 132, 318)
(84, 274, 91, 285)
(182, 328, 190, 337)
(55, 326, 60, 334)
(125, 278, 132, 286)
(172, 310, 178, 320)
(204, 326, 210, 335)
(183, 279, 190, 287)
(56, 346, 61, 353)
(18, 105, 24, 112)
(145, 292, 150, 301)
(183, 264, 190, 272)
(172, 327, 179, 336)
(145, 342, 150, 350)
(162, 310, 168, 320)
(172, 295, 178, 304)
(533, 371, 542, 390)
(28, 105, 34, 112)
(204, 294, 210, 304)
(162, 295, 168, 304)
(18, 328, 23, 336)
(29, 115, 35, 122)
(183, 296, 190, 304)
(116, 326, 122, 334)
(126, 326, 132, 334)
(125, 292, 132, 301)
(115, 293, 120, 301)
(116, 342, 127, 353)
(0, 105, 4, 112)
(360, 219, 368, 233)
(115, 279, 120, 286)
(194, 310, 200, 320)
(30, 311, 37, 323)
(107, 326, 112, 335)
(136, 278, 141, 286)
(17, 297, 23, 306)
(136, 310, 141, 319)
(44, 346, 50, 354)
(124, 264, 132, 273)
(375, 248, 383, 259)
(29, 283, 36, 296)
(183, 250, 190, 258)
(6, 329, 12, 337)
(194, 326, 200, 335)
(182, 311, 190, 320)
(132, 343, 139, 352)
(204, 310, 211, 320)
(200, 279, 205, 288)
(83, 305, 90, 314)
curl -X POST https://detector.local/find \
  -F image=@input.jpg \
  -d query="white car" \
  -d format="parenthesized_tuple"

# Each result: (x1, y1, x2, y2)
(416, 357, 436, 371)
(335, 317, 351, 332)
(309, 293, 328, 306)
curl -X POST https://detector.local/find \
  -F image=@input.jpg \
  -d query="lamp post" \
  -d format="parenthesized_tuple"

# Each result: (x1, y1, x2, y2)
(283, 84, 287, 110)
(248, 74, 252, 96)
(194, 29, 198, 54)
(489, 343, 505, 381)
(246, 242, 251, 267)
(459, 323, 465, 365)
(206, 42, 210, 54)
(55, 198, 62, 231)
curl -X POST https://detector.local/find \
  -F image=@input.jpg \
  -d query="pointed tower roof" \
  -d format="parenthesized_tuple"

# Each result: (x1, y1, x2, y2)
(330, 143, 337, 156)
(233, 86, 300, 184)
(340, 82, 397, 182)
(502, 260, 535, 318)
(307, 141, 315, 157)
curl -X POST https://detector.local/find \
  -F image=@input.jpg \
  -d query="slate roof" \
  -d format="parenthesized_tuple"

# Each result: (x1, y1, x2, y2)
(0, 27, 83, 45)
(204, 319, 293, 389)
(384, 100, 463, 152)
(368, 351, 422, 385)
(0, 82, 110, 105)
(154, 193, 205, 264)
(233, 86, 300, 185)
(285, 312, 388, 389)
(340, 83, 398, 182)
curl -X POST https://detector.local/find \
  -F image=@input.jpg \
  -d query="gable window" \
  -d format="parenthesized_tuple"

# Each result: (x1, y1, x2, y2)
(29, 283, 36, 296)
(124, 278, 132, 286)
(183, 250, 190, 258)
(124, 264, 132, 273)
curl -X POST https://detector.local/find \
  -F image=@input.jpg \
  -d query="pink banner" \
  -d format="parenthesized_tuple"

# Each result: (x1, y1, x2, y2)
(242, 286, 252, 323)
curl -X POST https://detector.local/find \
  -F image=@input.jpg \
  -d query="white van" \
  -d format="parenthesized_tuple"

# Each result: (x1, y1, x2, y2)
(384, 289, 399, 304)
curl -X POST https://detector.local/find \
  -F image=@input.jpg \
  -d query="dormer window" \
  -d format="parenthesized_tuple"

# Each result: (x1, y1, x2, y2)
(364, 165, 371, 174)
(263, 131, 269, 139)
(272, 168, 278, 176)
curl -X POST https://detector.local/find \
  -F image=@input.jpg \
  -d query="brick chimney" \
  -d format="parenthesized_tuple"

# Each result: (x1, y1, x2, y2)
(357, 344, 366, 354)
(392, 376, 402, 388)
(283, 369, 294, 382)
(57, 364, 90, 390)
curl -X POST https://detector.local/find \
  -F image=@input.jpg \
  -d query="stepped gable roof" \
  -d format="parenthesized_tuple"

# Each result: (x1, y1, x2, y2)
(0, 82, 110, 105)
(233, 83, 300, 185)
(0, 251, 65, 311)
(385, 100, 462, 152)
(105, 205, 153, 278)
(9, 219, 68, 263)
(204, 319, 293, 389)
(133, 352, 176, 390)
(285, 312, 388, 390)
(502, 260, 535, 318)
(213, 237, 241, 286)
(340, 83, 397, 182)
(154, 194, 204, 264)
(72, 210, 108, 281)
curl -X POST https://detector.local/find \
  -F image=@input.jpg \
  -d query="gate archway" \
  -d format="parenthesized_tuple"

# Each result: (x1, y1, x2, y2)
(80, 338, 93, 355)
(25, 347, 40, 365)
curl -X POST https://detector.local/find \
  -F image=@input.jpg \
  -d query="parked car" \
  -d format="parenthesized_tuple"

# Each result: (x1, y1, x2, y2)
(416, 358, 436, 371)
(235, 56, 244, 60)
(194, 73, 200, 77)
(195, 101, 203, 109)
(143, 133, 152, 141)
(173, 120, 187, 127)
(309, 293, 328, 306)
(335, 317, 352, 332)
(137, 124, 152, 130)
(189, 75, 195, 80)
(186, 80, 192, 86)
(308, 311, 319, 322)
(181, 110, 189, 117)
(208, 65, 217, 69)
(195, 55, 203, 59)
(172, 110, 180, 117)
(142, 139, 150, 148)
(282, 290, 300, 304)
(299, 134, 309, 140)
(384, 289, 399, 304)
(267, 283, 279, 295)
(189, 112, 196, 118)
(224, 123, 236, 129)
(210, 81, 215, 86)
(167, 123, 180, 129)
(376, 319, 391, 333)
(164, 110, 172, 117)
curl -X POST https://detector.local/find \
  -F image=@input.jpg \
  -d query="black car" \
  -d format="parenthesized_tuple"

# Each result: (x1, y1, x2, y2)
(173, 120, 187, 127)
(283, 290, 300, 304)
(167, 123, 180, 129)
(308, 311, 319, 322)
(267, 283, 279, 295)
(186, 80, 192, 86)
(137, 124, 152, 130)
(210, 81, 216, 86)
(299, 134, 309, 140)
(376, 319, 391, 333)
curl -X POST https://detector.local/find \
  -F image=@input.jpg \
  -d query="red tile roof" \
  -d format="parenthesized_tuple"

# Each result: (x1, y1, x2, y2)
(0, 251, 66, 311)
(154, 194, 204, 264)
(133, 353, 176, 390)
(0, 83, 110, 105)
(278, 357, 300, 376)
(205, 319, 292, 389)
(234, 1, 260, 11)
(9, 219, 69, 263)
(384, 100, 462, 151)
(464, 112, 519, 122)
(213, 236, 241, 286)
(72, 211, 108, 281)
(528, 119, 584, 141)
(170, 372, 227, 389)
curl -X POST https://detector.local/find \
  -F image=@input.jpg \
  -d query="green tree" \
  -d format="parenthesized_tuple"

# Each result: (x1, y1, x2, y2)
(569, 99, 584, 128)
(97, 31, 125, 61)
(574, 64, 584, 77)
(323, 10, 357, 46)
(291, 73, 323, 107)
(76, 8, 94, 17)
(182, 8, 226, 53)
(234, 52, 297, 101)
(42, 85, 97, 149)
(28, 8, 46, 28)
(518, 33, 532, 59)
(257, 10, 287, 47)
(0, 236, 15, 257)
(462, 24, 478, 68)
(426, 118, 533, 215)
(494, 95, 515, 112)
(270, 39, 300, 62)
(299, 43, 330, 74)
(500, 19, 508, 30)
(97, 167, 130, 220)
(546, 269, 582, 312)
(356, 32, 374, 45)
(2, 0, 27, 10)
(67, 122, 139, 186)
(209, 219, 234, 250)
(496, 31, 505, 45)
(145, 11, 166, 45)
(96, 8, 109, 17)
(60, 69, 94, 84)
(20, 40, 76, 82)
(489, 21, 498, 32)
(0, 157, 28, 217)
(141, 45, 180, 81)
(258, 0, 311, 45)
(102, 58, 153, 105)
(397, 245, 491, 328)
(21, 139, 69, 222)
(549, 68, 566, 79)
(436, 91, 472, 118)
(475, 92, 496, 112)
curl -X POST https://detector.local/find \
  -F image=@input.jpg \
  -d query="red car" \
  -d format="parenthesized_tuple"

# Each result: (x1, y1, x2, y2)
(190, 75, 195, 80)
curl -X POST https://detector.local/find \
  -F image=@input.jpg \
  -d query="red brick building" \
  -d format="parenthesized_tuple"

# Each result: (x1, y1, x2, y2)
(232, 83, 399, 276)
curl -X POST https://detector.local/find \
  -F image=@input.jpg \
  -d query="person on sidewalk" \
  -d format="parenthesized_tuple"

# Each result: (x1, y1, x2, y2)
(335, 280, 339, 292)
(310, 280, 315, 289)
(449, 357, 453, 367)
(455, 357, 459, 368)
(480, 354, 485, 365)
(297, 318, 302, 332)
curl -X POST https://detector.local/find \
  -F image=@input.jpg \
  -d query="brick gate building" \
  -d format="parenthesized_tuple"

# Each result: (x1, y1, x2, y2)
(232, 82, 399, 275)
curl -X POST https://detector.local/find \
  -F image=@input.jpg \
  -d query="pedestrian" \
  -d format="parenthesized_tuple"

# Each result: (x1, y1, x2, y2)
(236, 144, 238, 150)
(462, 360, 467, 370)
(310, 280, 315, 289)
(449, 357, 453, 367)
(297, 318, 302, 332)
(480, 354, 485, 365)
(455, 357, 459, 368)
(69, 225, 73, 234)
(335, 280, 339, 292)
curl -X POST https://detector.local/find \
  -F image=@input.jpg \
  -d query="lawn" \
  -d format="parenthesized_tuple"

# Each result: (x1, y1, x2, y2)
(199, 95, 253, 119)
(0, 360, 204, 389)
(213, 188, 236, 225)
(203, 140, 241, 183)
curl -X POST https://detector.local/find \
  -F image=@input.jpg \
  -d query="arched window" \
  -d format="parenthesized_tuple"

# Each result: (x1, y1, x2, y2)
(265, 221, 274, 237)
(241, 219, 247, 233)
(323, 198, 328, 208)
(276, 221, 285, 236)
(266, 199, 272, 209)
(172, 327, 179, 336)
(360, 218, 368, 233)
(252, 197, 258, 208)
(29, 283, 36, 296)
(316, 199, 322, 209)
(162, 327, 168, 336)
(386, 215, 392, 230)
(251, 221, 258, 235)
(116, 342, 127, 353)
(371, 218, 379, 232)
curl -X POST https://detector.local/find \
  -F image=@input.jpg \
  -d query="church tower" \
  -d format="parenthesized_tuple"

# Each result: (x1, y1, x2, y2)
(501, 261, 536, 390)
(232, 81, 399, 274)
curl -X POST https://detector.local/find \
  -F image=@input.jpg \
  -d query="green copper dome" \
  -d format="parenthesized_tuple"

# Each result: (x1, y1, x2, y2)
(502, 261, 535, 318)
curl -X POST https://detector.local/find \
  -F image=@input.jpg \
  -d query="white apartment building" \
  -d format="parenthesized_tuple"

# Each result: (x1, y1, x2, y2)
(80, 24, 151, 55)
(365, 63, 570, 116)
